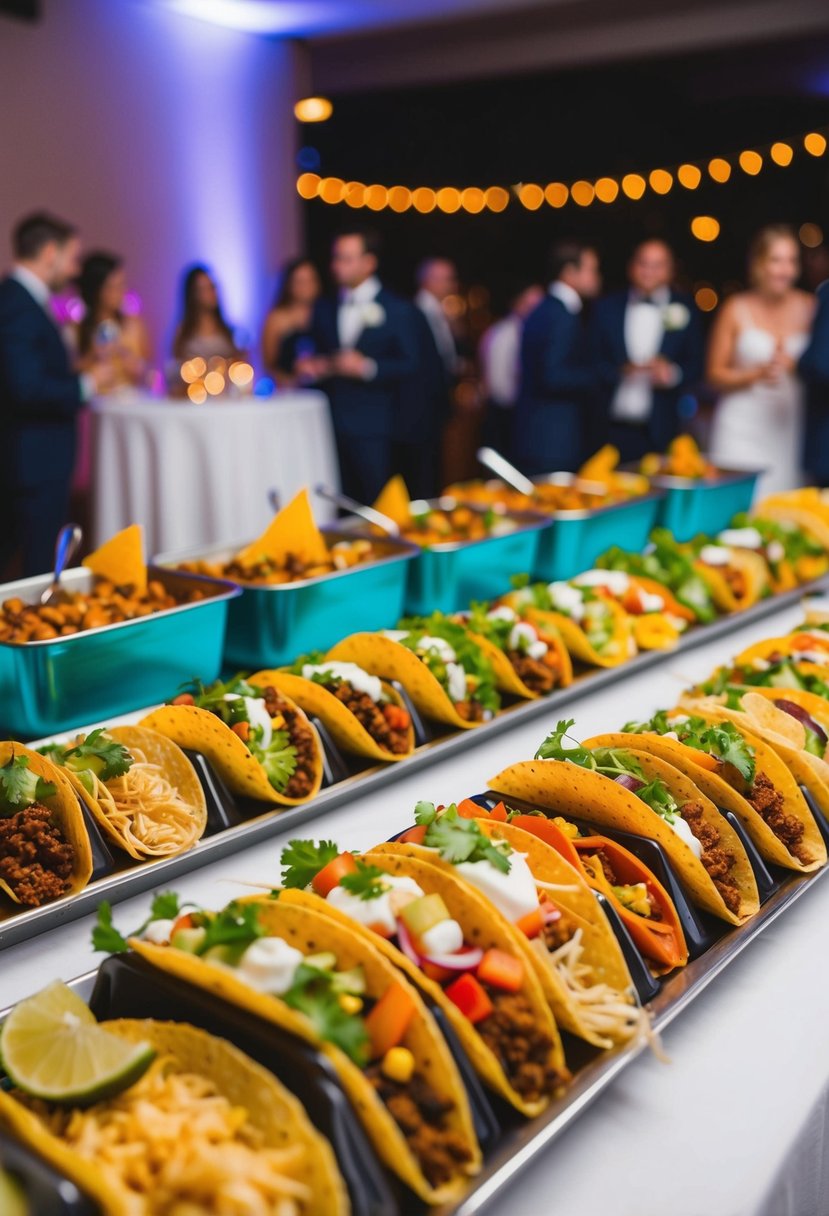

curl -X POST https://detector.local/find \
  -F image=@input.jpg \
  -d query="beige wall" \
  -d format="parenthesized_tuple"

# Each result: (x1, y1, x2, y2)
(0, 0, 302, 365)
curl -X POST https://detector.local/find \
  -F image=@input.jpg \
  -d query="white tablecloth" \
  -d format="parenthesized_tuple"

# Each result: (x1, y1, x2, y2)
(89, 390, 339, 555)
(4, 600, 828, 1215)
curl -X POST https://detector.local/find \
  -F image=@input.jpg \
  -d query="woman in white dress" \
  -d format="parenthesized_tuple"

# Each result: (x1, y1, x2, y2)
(708, 225, 816, 497)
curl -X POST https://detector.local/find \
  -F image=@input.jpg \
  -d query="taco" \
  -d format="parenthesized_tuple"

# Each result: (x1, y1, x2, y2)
(689, 538, 770, 612)
(0, 984, 346, 1215)
(277, 841, 569, 1117)
(459, 800, 687, 974)
(732, 628, 829, 678)
(571, 568, 695, 650)
(679, 692, 829, 830)
(499, 579, 634, 667)
(489, 720, 760, 925)
(37, 727, 207, 860)
(755, 487, 829, 550)
(591, 710, 826, 872)
(699, 662, 829, 753)
(451, 604, 573, 697)
(103, 894, 480, 1203)
(254, 659, 414, 762)
(0, 746, 92, 911)
(141, 675, 323, 805)
(327, 619, 500, 729)
(597, 528, 718, 623)
(377, 804, 644, 1049)
(719, 515, 829, 591)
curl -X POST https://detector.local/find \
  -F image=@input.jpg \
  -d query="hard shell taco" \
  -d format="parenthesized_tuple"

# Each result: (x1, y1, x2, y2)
(732, 628, 829, 677)
(459, 800, 687, 975)
(590, 711, 826, 872)
(37, 726, 207, 860)
(253, 659, 414, 763)
(0, 984, 346, 1216)
(104, 894, 479, 1204)
(571, 568, 695, 650)
(498, 579, 634, 667)
(277, 840, 568, 1117)
(597, 528, 718, 624)
(377, 805, 644, 1049)
(327, 618, 500, 730)
(0, 746, 92, 910)
(489, 721, 760, 925)
(719, 515, 829, 591)
(141, 676, 323, 805)
(755, 487, 829, 550)
(689, 538, 770, 612)
(450, 604, 573, 698)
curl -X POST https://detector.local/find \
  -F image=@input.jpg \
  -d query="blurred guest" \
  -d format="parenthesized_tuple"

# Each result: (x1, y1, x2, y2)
(393, 307, 447, 499)
(415, 257, 461, 379)
(0, 212, 113, 575)
(298, 228, 420, 501)
(512, 240, 600, 474)
(803, 243, 829, 294)
(479, 281, 544, 454)
(798, 279, 829, 484)
(70, 251, 151, 391)
(708, 225, 815, 496)
(261, 257, 321, 387)
(172, 264, 240, 370)
(590, 239, 703, 463)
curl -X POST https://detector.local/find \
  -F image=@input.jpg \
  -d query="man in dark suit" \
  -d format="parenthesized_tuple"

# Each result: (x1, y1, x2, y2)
(512, 240, 601, 474)
(299, 228, 421, 502)
(589, 239, 704, 463)
(0, 212, 113, 577)
(800, 281, 829, 484)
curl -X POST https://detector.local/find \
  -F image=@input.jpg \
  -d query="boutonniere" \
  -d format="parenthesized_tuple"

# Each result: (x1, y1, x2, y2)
(361, 301, 386, 328)
(663, 302, 690, 332)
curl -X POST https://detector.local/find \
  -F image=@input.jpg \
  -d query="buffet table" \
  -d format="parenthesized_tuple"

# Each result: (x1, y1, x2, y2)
(4, 600, 827, 1216)
(88, 390, 339, 553)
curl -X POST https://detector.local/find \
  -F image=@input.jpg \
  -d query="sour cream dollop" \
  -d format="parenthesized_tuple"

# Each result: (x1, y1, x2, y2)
(418, 635, 457, 663)
(574, 569, 630, 595)
(453, 850, 539, 924)
(420, 919, 464, 955)
(487, 605, 518, 624)
(302, 661, 382, 703)
(224, 693, 272, 748)
(143, 918, 175, 944)
(718, 527, 763, 550)
(639, 590, 666, 613)
(446, 662, 468, 704)
(326, 874, 423, 936)
(546, 582, 586, 621)
(508, 621, 548, 660)
(235, 937, 304, 994)
(698, 545, 730, 567)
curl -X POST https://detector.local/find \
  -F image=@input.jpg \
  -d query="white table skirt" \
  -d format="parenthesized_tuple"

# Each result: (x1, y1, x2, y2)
(3, 600, 827, 1215)
(89, 390, 339, 555)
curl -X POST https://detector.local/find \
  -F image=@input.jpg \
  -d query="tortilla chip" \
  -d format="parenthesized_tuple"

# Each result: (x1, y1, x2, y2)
(234, 488, 329, 568)
(133, 898, 480, 1204)
(82, 524, 146, 592)
(326, 634, 482, 730)
(139, 703, 322, 805)
(489, 753, 759, 925)
(577, 445, 620, 484)
(0, 1019, 347, 1216)
(373, 475, 413, 529)
(0, 744, 92, 911)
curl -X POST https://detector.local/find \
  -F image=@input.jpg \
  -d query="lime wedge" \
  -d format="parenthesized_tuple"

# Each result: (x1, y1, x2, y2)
(0, 1168, 28, 1216)
(0, 981, 155, 1106)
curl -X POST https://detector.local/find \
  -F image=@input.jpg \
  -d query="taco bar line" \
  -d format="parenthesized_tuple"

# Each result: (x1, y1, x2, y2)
(3, 597, 827, 1216)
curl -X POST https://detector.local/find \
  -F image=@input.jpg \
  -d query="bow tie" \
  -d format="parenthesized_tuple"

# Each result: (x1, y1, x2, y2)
(633, 293, 663, 306)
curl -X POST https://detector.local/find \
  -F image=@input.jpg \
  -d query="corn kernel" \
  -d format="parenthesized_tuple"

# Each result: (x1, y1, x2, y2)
(339, 994, 363, 1015)
(381, 1046, 415, 1083)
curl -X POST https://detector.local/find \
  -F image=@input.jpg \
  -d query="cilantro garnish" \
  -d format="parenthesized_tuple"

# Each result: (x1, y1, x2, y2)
(339, 860, 390, 901)
(0, 754, 57, 816)
(250, 730, 297, 792)
(197, 901, 265, 955)
(597, 530, 716, 622)
(396, 614, 501, 715)
(174, 675, 266, 724)
(48, 728, 133, 784)
(622, 711, 756, 783)
(280, 839, 341, 889)
(282, 963, 370, 1065)
(415, 801, 511, 873)
(91, 891, 183, 953)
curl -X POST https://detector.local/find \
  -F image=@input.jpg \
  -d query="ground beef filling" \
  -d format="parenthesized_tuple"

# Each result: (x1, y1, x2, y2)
(540, 905, 578, 952)
(261, 687, 318, 798)
(722, 567, 747, 600)
(746, 772, 808, 862)
(366, 1067, 472, 1188)
(476, 987, 563, 1103)
(681, 800, 741, 914)
(507, 650, 558, 694)
(454, 699, 485, 723)
(329, 683, 410, 754)
(0, 805, 73, 906)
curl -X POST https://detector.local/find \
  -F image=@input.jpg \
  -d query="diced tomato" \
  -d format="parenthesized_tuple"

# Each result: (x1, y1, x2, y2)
(311, 852, 358, 897)
(456, 798, 508, 821)
(365, 982, 417, 1058)
(231, 720, 251, 743)
(515, 908, 543, 939)
(170, 693, 195, 706)
(396, 825, 427, 845)
(171, 912, 196, 935)
(383, 704, 410, 731)
(541, 650, 560, 670)
(444, 973, 494, 1024)
(476, 948, 524, 993)
(422, 961, 455, 983)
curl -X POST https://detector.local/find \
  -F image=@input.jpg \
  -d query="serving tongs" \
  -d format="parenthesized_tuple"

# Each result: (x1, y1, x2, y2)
(314, 484, 400, 537)
(40, 523, 83, 606)
(476, 447, 537, 497)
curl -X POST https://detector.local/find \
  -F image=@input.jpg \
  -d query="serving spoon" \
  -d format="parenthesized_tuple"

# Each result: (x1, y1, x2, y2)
(314, 484, 400, 536)
(476, 447, 537, 497)
(40, 523, 83, 606)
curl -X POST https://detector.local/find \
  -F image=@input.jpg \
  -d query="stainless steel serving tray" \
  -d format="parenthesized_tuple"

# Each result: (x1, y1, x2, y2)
(1, 576, 823, 953)
(10, 855, 827, 1216)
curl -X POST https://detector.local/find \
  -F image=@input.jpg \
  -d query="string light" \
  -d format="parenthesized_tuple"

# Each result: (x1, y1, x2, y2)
(298, 125, 827, 213)
(691, 215, 720, 242)
(694, 284, 719, 312)
(800, 222, 824, 248)
(294, 97, 333, 123)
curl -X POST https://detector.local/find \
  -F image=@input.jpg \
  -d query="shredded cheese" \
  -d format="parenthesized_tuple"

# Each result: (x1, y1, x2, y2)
(90, 748, 201, 857)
